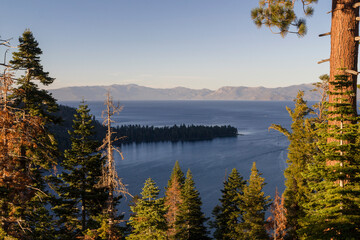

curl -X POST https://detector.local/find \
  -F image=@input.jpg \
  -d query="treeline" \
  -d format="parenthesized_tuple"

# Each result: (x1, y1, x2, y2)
(51, 105, 238, 150)
(113, 124, 238, 143)
(127, 161, 272, 240)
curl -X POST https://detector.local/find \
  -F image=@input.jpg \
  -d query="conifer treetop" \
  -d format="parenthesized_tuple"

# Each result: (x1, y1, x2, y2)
(141, 178, 160, 201)
(10, 29, 54, 85)
(251, 0, 318, 37)
(167, 160, 185, 188)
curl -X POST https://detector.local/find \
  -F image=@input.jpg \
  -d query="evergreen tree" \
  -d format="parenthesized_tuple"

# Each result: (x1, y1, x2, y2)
(211, 168, 246, 240)
(127, 178, 167, 240)
(164, 161, 185, 239)
(176, 169, 210, 240)
(1, 30, 59, 239)
(299, 74, 360, 239)
(0, 67, 54, 239)
(52, 101, 107, 239)
(238, 162, 270, 240)
(269, 91, 316, 239)
(10, 29, 58, 122)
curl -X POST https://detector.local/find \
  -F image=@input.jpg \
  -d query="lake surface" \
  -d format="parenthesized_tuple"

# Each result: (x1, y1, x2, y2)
(60, 100, 295, 218)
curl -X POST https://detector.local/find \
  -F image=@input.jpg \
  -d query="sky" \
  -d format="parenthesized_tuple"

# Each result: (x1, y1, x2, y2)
(1, 0, 332, 90)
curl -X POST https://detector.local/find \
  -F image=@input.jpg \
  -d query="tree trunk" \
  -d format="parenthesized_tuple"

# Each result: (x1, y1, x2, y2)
(329, 0, 358, 123)
(328, 0, 358, 171)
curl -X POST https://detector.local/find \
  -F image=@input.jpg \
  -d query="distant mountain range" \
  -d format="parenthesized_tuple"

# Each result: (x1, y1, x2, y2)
(49, 83, 322, 101)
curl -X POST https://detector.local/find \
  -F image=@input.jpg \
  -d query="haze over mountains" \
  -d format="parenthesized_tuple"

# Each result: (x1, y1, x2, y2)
(50, 83, 321, 101)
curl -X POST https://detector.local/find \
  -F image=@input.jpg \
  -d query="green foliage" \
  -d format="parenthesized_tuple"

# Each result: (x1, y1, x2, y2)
(10, 29, 58, 122)
(299, 74, 360, 239)
(238, 162, 270, 240)
(127, 178, 168, 240)
(0, 29, 59, 239)
(176, 170, 210, 240)
(51, 101, 107, 238)
(167, 161, 185, 188)
(251, 0, 318, 37)
(211, 168, 246, 240)
(50, 104, 105, 152)
(270, 91, 316, 239)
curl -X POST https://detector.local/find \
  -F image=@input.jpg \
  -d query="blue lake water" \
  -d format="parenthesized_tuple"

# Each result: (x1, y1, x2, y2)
(60, 100, 295, 218)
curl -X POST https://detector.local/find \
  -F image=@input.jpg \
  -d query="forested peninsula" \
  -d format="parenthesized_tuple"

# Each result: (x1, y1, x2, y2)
(51, 105, 238, 151)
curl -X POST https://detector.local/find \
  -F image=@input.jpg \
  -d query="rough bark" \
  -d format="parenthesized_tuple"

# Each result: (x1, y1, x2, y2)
(329, 0, 358, 123)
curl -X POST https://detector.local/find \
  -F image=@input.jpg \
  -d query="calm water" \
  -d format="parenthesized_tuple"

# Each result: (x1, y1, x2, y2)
(60, 100, 295, 218)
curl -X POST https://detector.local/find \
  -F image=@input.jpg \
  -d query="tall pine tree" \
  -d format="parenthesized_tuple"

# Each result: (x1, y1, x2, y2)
(176, 169, 210, 240)
(269, 91, 316, 239)
(10, 29, 58, 123)
(211, 168, 246, 240)
(238, 162, 270, 240)
(164, 161, 185, 239)
(1, 29, 59, 239)
(0, 67, 53, 239)
(52, 101, 107, 239)
(127, 178, 167, 240)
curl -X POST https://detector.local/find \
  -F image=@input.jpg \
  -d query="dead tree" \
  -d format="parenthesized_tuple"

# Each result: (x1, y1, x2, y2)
(97, 91, 129, 239)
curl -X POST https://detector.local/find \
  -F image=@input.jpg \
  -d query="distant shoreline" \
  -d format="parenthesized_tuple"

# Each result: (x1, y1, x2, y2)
(50, 83, 323, 101)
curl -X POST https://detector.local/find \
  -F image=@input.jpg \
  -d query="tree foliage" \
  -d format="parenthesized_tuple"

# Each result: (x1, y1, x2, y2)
(299, 74, 360, 239)
(0, 30, 58, 239)
(251, 0, 318, 37)
(269, 91, 316, 239)
(211, 168, 246, 240)
(238, 162, 270, 240)
(51, 101, 107, 239)
(127, 178, 167, 240)
(176, 169, 210, 240)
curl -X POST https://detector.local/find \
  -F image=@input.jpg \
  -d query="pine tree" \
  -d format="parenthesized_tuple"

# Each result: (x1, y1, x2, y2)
(176, 169, 210, 240)
(127, 178, 167, 240)
(0, 67, 48, 238)
(10, 29, 58, 122)
(211, 168, 246, 240)
(266, 188, 287, 240)
(269, 91, 316, 239)
(0, 30, 58, 239)
(299, 73, 360, 239)
(238, 162, 270, 240)
(52, 101, 107, 239)
(164, 161, 185, 239)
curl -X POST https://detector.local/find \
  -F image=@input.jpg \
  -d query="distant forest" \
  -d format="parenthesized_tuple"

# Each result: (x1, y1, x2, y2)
(114, 124, 238, 143)
(51, 104, 238, 150)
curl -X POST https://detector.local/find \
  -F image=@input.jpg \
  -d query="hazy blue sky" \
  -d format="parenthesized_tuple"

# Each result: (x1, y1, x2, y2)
(2, 0, 331, 90)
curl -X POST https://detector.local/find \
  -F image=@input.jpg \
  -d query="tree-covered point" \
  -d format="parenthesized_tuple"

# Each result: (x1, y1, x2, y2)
(51, 104, 239, 150)
(113, 124, 238, 144)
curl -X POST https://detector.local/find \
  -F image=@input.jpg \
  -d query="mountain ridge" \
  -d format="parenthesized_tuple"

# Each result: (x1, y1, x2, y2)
(49, 83, 322, 101)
